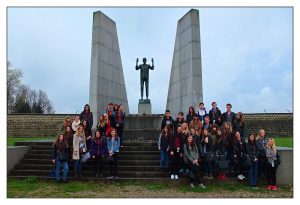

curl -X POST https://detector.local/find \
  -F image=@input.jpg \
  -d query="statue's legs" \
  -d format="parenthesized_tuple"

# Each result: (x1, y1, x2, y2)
(141, 80, 144, 100)
(146, 79, 149, 99)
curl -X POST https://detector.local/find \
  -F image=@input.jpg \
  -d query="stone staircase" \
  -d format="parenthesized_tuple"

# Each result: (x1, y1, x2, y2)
(9, 140, 171, 180)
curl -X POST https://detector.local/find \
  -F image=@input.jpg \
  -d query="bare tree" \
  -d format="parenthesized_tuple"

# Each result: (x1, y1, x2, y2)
(7, 62, 23, 113)
(36, 89, 55, 114)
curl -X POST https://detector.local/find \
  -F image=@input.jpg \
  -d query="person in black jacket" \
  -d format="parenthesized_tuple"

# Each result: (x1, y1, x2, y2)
(52, 134, 69, 183)
(161, 110, 174, 131)
(80, 104, 93, 130)
(158, 126, 172, 171)
(246, 133, 259, 188)
(169, 126, 184, 179)
(215, 128, 227, 180)
(82, 120, 92, 151)
(186, 106, 196, 125)
(173, 112, 186, 135)
(202, 129, 214, 179)
(233, 112, 245, 138)
(222, 103, 236, 125)
(209, 101, 222, 125)
(233, 131, 246, 180)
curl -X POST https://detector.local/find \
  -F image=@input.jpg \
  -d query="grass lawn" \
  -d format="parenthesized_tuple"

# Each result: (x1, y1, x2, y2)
(7, 177, 293, 198)
(273, 137, 293, 148)
(7, 136, 55, 146)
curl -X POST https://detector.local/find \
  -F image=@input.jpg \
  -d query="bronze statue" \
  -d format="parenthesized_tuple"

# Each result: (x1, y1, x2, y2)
(135, 58, 154, 100)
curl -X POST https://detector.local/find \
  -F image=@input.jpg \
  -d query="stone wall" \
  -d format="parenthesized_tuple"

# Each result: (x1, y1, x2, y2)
(7, 113, 293, 137)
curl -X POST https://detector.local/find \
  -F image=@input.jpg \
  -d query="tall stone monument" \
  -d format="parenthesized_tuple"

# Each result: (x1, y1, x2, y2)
(166, 9, 203, 115)
(89, 11, 129, 129)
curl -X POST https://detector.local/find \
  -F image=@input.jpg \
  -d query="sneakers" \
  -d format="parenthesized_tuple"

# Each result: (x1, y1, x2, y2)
(171, 174, 175, 179)
(237, 175, 244, 180)
(240, 174, 246, 179)
(107, 176, 114, 179)
(175, 175, 179, 179)
(199, 183, 206, 189)
(190, 183, 195, 188)
(271, 185, 277, 191)
(113, 176, 119, 179)
(267, 185, 272, 190)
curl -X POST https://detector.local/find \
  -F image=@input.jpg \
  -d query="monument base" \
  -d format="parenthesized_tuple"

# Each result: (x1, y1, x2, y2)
(138, 99, 151, 115)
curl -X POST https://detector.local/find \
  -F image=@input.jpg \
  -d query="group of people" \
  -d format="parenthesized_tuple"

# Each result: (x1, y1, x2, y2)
(158, 102, 280, 190)
(52, 103, 126, 182)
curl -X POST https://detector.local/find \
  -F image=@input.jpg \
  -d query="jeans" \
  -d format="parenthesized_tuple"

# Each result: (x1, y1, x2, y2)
(74, 159, 82, 173)
(94, 155, 104, 174)
(205, 161, 213, 176)
(266, 163, 277, 186)
(109, 153, 118, 176)
(170, 151, 182, 175)
(55, 159, 69, 182)
(248, 161, 258, 186)
(160, 150, 169, 169)
(188, 163, 203, 185)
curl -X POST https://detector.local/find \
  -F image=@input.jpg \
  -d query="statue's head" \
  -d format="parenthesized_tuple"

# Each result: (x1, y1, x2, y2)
(142, 58, 147, 64)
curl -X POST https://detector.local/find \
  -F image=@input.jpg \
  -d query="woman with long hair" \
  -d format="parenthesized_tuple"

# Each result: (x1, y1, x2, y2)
(233, 131, 246, 180)
(72, 125, 87, 178)
(63, 126, 73, 160)
(265, 138, 279, 191)
(223, 121, 235, 171)
(52, 133, 69, 182)
(202, 128, 214, 179)
(97, 115, 107, 137)
(246, 133, 259, 188)
(183, 134, 206, 188)
(107, 128, 120, 179)
(61, 115, 72, 132)
(189, 114, 203, 136)
(215, 128, 227, 180)
(80, 104, 93, 130)
(90, 130, 107, 178)
(82, 120, 92, 151)
(181, 122, 189, 143)
(233, 112, 245, 138)
(158, 125, 171, 172)
(186, 106, 195, 125)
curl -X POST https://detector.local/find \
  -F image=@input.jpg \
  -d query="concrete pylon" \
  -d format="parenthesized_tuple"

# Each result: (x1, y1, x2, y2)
(89, 11, 129, 129)
(166, 9, 203, 116)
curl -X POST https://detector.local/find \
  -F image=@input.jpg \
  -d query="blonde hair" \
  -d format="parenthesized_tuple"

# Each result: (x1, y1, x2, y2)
(223, 122, 233, 133)
(75, 125, 85, 137)
(267, 138, 277, 154)
(181, 122, 189, 132)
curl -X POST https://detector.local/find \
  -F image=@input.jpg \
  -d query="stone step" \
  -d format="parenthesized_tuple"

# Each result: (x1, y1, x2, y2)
(16, 141, 158, 147)
(30, 145, 158, 151)
(14, 164, 161, 172)
(23, 154, 160, 160)
(9, 170, 169, 178)
(29, 150, 160, 155)
(20, 159, 159, 166)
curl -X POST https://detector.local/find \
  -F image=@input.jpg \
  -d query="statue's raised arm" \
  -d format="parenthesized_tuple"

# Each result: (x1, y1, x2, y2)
(135, 58, 140, 70)
(150, 58, 154, 70)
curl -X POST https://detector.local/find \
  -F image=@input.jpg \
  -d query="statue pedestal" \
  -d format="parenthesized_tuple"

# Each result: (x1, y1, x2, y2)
(138, 99, 151, 115)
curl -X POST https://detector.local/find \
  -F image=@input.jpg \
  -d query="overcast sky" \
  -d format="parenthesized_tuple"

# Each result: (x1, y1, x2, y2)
(7, 7, 293, 114)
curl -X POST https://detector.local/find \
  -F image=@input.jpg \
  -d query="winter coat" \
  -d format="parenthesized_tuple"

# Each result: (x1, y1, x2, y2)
(161, 116, 174, 131)
(209, 107, 222, 124)
(90, 136, 107, 157)
(169, 133, 184, 153)
(256, 137, 268, 158)
(158, 133, 170, 151)
(53, 140, 69, 160)
(183, 143, 199, 164)
(80, 110, 93, 130)
(246, 142, 259, 161)
(222, 112, 236, 124)
(233, 138, 246, 159)
(197, 109, 207, 122)
(186, 114, 194, 125)
(72, 132, 87, 160)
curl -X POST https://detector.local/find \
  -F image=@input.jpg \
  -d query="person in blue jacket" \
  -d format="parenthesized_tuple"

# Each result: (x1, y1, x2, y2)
(107, 128, 120, 179)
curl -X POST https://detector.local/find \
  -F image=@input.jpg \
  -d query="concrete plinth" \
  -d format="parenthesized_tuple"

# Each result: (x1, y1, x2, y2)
(166, 9, 203, 116)
(138, 99, 151, 115)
